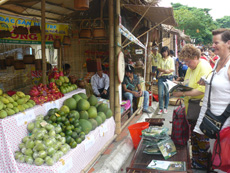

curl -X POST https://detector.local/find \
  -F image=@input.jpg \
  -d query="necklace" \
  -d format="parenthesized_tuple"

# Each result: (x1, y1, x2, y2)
(218, 54, 230, 71)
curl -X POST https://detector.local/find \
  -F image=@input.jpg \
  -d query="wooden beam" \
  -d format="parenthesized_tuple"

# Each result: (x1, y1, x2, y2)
(45, 1, 75, 12)
(0, 0, 10, 5)
(14, 3, 64, 16)
(4, 0, 40, 4)
(0, 7, 59, 21)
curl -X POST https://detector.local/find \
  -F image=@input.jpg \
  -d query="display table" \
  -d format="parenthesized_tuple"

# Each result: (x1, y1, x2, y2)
(0, 88, 116, 173)
(126, 138, 192, 173)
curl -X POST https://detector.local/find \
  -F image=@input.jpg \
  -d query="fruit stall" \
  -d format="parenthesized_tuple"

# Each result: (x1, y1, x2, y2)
(0, 87, 115, 172)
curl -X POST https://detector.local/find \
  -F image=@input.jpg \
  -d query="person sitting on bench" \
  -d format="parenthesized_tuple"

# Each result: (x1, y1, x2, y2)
(122, 65, 152, 114)
(91, 65, 110, 99)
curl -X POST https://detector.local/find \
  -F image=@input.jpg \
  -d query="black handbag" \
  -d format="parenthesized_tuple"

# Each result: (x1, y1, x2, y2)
(200, 72, 230, 139)
(187, 99, 201, 121)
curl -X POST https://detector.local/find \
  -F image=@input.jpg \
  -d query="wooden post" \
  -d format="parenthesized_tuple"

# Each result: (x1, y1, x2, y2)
(109, 0, 115, 114)
(58, 47, 62, 69)
(114, 0, 121, 135)
(146, 21, 152, 82)
(41, 0, 46, 84)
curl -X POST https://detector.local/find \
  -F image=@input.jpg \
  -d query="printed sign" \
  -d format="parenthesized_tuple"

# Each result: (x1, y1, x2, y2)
(15, 109, 35, 126)
(84, 135, 95, 151)
(44, 100, 60, 112)
(0, 13, 69, 44)
(99, 124, 108, 137)
(58, 157, 73, 173)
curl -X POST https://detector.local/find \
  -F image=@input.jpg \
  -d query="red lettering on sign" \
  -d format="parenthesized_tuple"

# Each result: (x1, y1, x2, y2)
(20, 35, 28, 39)
(29, 34, 38, 40)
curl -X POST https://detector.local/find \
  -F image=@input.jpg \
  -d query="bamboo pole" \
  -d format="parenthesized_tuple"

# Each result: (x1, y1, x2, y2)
(114, 0, 121, 136)
(122, 16, 172, 49)
(146, 21, 152, 82)
(41, 0, 46, 85)
(109, 0, 115, 114)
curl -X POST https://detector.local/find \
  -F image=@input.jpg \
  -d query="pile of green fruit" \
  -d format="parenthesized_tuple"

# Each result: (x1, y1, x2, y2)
(44, 93, 113, 149)
(0, 91, 36, 119)
(15, 115, 71, 166)
(50, 76, 78, 94)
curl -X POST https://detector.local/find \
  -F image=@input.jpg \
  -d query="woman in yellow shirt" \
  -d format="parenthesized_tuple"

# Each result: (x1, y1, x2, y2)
(157, 46, 175, 114)
(172, 44, 212, 169)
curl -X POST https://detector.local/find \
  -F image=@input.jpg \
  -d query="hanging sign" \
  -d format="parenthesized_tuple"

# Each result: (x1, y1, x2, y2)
(0, 13, 69, 44)
(119, 24, 146, 49)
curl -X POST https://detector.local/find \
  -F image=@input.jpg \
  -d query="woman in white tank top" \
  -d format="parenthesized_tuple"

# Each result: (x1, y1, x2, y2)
(195, 28, 230, 173)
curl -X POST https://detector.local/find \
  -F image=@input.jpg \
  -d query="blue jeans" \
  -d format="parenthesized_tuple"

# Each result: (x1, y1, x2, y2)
(158, 76, 173, 110)
(123, 91, 149, 114)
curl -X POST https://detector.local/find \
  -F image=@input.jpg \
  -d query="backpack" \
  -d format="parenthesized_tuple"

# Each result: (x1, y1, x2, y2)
(171, 99, 190, 145)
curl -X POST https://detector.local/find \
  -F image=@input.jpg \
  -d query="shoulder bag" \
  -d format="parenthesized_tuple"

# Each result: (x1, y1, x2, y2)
(186, 99, 202, 121)
(199, 72, 230, 139)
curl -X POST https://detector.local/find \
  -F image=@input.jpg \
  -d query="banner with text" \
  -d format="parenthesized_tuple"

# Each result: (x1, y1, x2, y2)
(0, 13, 69, 44)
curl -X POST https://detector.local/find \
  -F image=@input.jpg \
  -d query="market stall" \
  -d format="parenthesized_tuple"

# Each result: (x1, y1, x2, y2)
(0, 88, 116, 172)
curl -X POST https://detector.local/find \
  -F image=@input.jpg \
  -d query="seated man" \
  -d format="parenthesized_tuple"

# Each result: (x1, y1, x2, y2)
(91, 65, 110, 99)
(122, 65, 152, 114)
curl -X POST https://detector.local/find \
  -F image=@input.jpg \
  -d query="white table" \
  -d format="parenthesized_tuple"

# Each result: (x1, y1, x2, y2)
(0, 88, 116, 173)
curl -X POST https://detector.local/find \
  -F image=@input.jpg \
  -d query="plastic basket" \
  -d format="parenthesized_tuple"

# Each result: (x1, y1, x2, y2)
(128, 122, 149, 149)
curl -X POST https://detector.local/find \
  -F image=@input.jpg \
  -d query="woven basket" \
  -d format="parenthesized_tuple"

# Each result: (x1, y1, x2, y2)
(35, 59, 42, 71)
(74, 0, 89, 10)
(5, 56, 14, 66)
(53, 39, 61, 49)
(79, 19, 92, 39)
(169, 97, 183, 106)
(14, 60, 26, 70)
(63, 36, 71, 45)
(92, 18, 106, 39)
(0, 59, 6, 70)
(0, 23, 11, 38)
(30, 17, 41, 34)
(152, 85, 158, 95)
(13, 18, 28, 35)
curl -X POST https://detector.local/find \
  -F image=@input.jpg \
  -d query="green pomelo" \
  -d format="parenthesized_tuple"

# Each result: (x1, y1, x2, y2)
(79, 119, 92, 134)
(72, 94, 82, 103)
(78, 93, 88, 100)
(105, 108, 113, 119)
(60, 105, 70, 114)
(87, 95, 98, 106)
(88, 119, 98, 130)
(98, 112, 106, 123)
(69, 110, 79, 120)
(95, 116, 102, 126)
(79, 111, 89, 120)
(77, 99, 90, 111)
(87, 106, 97, 119)
(63, 98, 77, 110)
(97, 103, 108, 114)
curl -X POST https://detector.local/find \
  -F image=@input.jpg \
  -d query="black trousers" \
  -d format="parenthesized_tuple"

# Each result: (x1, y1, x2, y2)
(97, 87, 110, 100)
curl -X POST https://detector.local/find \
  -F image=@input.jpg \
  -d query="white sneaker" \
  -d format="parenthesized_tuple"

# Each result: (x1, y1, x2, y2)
(157, 109, 163, 115)
(163, 109, 167, 114)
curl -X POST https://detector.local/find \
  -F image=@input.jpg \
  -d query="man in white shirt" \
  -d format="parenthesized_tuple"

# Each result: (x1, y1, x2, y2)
(91, 66, 110, 99)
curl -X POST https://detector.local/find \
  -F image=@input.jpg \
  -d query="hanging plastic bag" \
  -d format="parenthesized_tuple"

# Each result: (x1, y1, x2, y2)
(212, 127, 230, 172)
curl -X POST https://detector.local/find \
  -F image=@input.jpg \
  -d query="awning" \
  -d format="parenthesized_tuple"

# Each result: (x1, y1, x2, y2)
(123, 4, 178, 27)
(162, 24, 191, 42)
